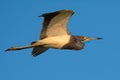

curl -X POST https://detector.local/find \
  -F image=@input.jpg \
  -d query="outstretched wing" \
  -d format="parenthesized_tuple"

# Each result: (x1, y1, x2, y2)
(39, 10, 74, 39)
(32, 10, 74, 56)
(32, 46, 49, 57)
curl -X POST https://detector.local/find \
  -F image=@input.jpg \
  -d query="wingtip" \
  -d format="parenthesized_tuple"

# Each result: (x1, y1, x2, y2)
(38, 9, 74, 18)
(60, 9, 74, 13)
(32, 54, 37, 57)
(38, 15, 43, 17)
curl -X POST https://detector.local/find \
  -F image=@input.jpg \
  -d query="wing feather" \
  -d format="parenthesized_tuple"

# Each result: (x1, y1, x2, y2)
(40, 10, 74, 39)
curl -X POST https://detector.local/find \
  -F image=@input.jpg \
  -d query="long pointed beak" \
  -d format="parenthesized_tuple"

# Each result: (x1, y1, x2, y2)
(89, 38, 103, 40)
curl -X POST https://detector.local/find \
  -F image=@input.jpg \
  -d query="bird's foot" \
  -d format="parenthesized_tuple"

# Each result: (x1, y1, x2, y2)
(5, 47, 20, 51)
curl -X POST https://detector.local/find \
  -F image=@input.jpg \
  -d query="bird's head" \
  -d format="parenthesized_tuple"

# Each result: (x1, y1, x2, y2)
(81, 36, 103, 42)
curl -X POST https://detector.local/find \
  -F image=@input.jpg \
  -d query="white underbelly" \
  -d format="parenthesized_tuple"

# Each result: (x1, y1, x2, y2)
(39, 35, 71, 48)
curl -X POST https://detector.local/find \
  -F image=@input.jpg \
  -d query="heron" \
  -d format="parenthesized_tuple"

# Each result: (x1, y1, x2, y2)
(6, 10, 102, 56)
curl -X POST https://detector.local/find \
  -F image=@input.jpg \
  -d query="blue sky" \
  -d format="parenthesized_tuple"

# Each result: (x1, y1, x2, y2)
(0, 0, 120, 80)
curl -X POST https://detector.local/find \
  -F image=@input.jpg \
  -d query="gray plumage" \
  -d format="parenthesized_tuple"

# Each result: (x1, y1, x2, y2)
(62, 36, 85, 50)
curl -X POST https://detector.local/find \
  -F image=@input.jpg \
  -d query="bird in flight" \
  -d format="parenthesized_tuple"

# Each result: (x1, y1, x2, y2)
(6, 10, 102, 56)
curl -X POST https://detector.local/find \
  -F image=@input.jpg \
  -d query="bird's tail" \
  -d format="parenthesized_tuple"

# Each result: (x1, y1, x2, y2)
(5, 45, 34, 52)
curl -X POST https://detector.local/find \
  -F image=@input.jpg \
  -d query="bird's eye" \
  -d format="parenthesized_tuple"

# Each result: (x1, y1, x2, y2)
(81, 36, 86, 41)
(82, 36, 89, 41)
(83, 36, 87, 40)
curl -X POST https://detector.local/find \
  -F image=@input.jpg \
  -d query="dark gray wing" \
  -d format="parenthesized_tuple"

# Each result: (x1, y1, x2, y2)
(32, 46, 49, 57)
(31, 41, 49, 56)
(40, 10, 74, 39)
